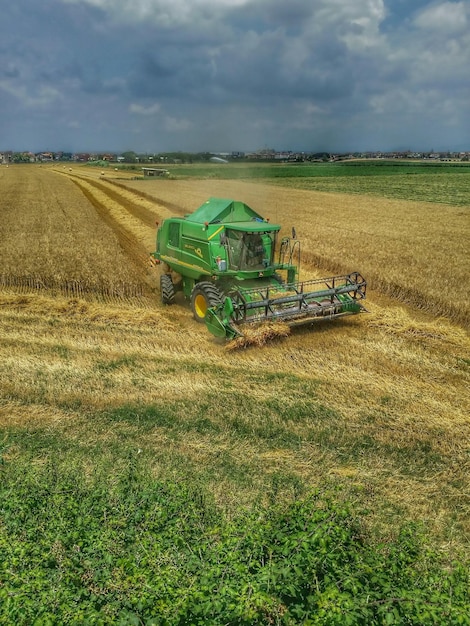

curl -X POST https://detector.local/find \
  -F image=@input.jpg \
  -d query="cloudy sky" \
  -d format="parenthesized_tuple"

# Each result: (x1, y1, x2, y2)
(1, 0, 469, 154)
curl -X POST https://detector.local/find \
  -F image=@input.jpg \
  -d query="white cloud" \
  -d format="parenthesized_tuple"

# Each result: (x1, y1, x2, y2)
(103, 77, 127, 91)
(129, 102, 161, 115)
(302, 102, 327, 116)
(414, 1, 468, 34)
(309, 0, 387, 50)
(0, 81, 62, 108)
(60, 0, 251, 25)
(391, 2, 470, 91)
(163, 116, 192, 131)
(129, 102, 191, 132)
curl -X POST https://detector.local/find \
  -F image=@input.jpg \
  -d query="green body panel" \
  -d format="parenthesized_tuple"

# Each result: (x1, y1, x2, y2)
(187, 197, 272, 224)
(154, 197, 292, 288)
(153, 197, 367, 338)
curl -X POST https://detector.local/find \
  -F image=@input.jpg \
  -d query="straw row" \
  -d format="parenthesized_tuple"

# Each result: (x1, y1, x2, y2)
(0, 274, 145, 298)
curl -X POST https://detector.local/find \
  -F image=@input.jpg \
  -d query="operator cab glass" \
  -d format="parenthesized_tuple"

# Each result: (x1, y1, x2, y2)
(225, 229, 275, 271)
(168, 222, 180, 248)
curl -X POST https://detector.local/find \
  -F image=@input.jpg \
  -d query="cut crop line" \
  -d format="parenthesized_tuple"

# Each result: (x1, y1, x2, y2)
(57, 170, 180, 224)
(69, 178, 157, 296)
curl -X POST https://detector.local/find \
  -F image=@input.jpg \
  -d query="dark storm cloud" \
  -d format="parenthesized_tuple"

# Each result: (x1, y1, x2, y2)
(1, 0, 469, 152)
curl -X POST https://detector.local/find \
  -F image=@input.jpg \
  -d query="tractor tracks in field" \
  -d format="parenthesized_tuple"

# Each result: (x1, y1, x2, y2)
(58, 172, 165, 296)
(109, 179, 188, 220)
(59, 170, 187, 224)
(70, 175, 159, 228)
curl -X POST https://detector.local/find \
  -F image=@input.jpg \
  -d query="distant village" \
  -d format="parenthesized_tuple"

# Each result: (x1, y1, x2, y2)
(1, 148, 469, 165)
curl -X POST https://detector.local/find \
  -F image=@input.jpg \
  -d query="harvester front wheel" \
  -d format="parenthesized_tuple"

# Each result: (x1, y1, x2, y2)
(160, 273, 175, 305)
(191, 282, 222, 323)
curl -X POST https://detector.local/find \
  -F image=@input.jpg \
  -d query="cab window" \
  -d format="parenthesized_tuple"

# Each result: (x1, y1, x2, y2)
(226, 230, 272, 270)
(168, 222, 180, 247)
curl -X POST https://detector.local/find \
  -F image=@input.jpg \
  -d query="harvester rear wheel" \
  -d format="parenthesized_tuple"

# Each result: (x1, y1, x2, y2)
(191, 282, 222, 323)
(160, 273, 175, 305)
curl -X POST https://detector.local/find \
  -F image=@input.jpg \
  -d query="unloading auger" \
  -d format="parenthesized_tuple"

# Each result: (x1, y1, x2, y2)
(151, 197, 367, 340)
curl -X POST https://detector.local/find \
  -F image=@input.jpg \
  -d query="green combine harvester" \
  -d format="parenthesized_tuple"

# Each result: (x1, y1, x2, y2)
(151, 198, 367, 340)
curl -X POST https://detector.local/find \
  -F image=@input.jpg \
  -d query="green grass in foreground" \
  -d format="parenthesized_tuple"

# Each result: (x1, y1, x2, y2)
(1, 402, 469, 625)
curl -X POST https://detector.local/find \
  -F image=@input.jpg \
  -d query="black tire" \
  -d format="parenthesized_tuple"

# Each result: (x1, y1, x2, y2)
(160, 273, 175, 305)
(190, 281, 222, 323)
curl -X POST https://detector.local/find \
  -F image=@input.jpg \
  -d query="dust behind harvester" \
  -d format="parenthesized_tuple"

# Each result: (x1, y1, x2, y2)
(151, 198, 367, 341)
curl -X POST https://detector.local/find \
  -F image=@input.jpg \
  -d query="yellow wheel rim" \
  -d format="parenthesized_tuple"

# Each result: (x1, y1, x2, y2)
(194, 293, 207, 319)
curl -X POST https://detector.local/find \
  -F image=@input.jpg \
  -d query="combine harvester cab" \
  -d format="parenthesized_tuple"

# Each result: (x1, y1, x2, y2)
(151, 198, 367, 340)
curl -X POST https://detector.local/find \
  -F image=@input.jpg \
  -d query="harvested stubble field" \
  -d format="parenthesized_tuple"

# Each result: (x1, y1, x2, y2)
(0, 164, 469, 623)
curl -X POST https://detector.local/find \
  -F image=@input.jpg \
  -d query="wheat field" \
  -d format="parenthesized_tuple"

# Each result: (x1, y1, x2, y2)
(122, 176, 470, 324)
(0, 163, 469, 550)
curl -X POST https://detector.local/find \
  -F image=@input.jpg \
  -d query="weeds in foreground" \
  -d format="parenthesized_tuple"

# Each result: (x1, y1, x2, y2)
(1, 444, 469, 625)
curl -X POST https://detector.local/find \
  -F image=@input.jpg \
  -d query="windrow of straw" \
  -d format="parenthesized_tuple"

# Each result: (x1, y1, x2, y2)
(0, 274, 144, 299)
(225, 321, 291, 350)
